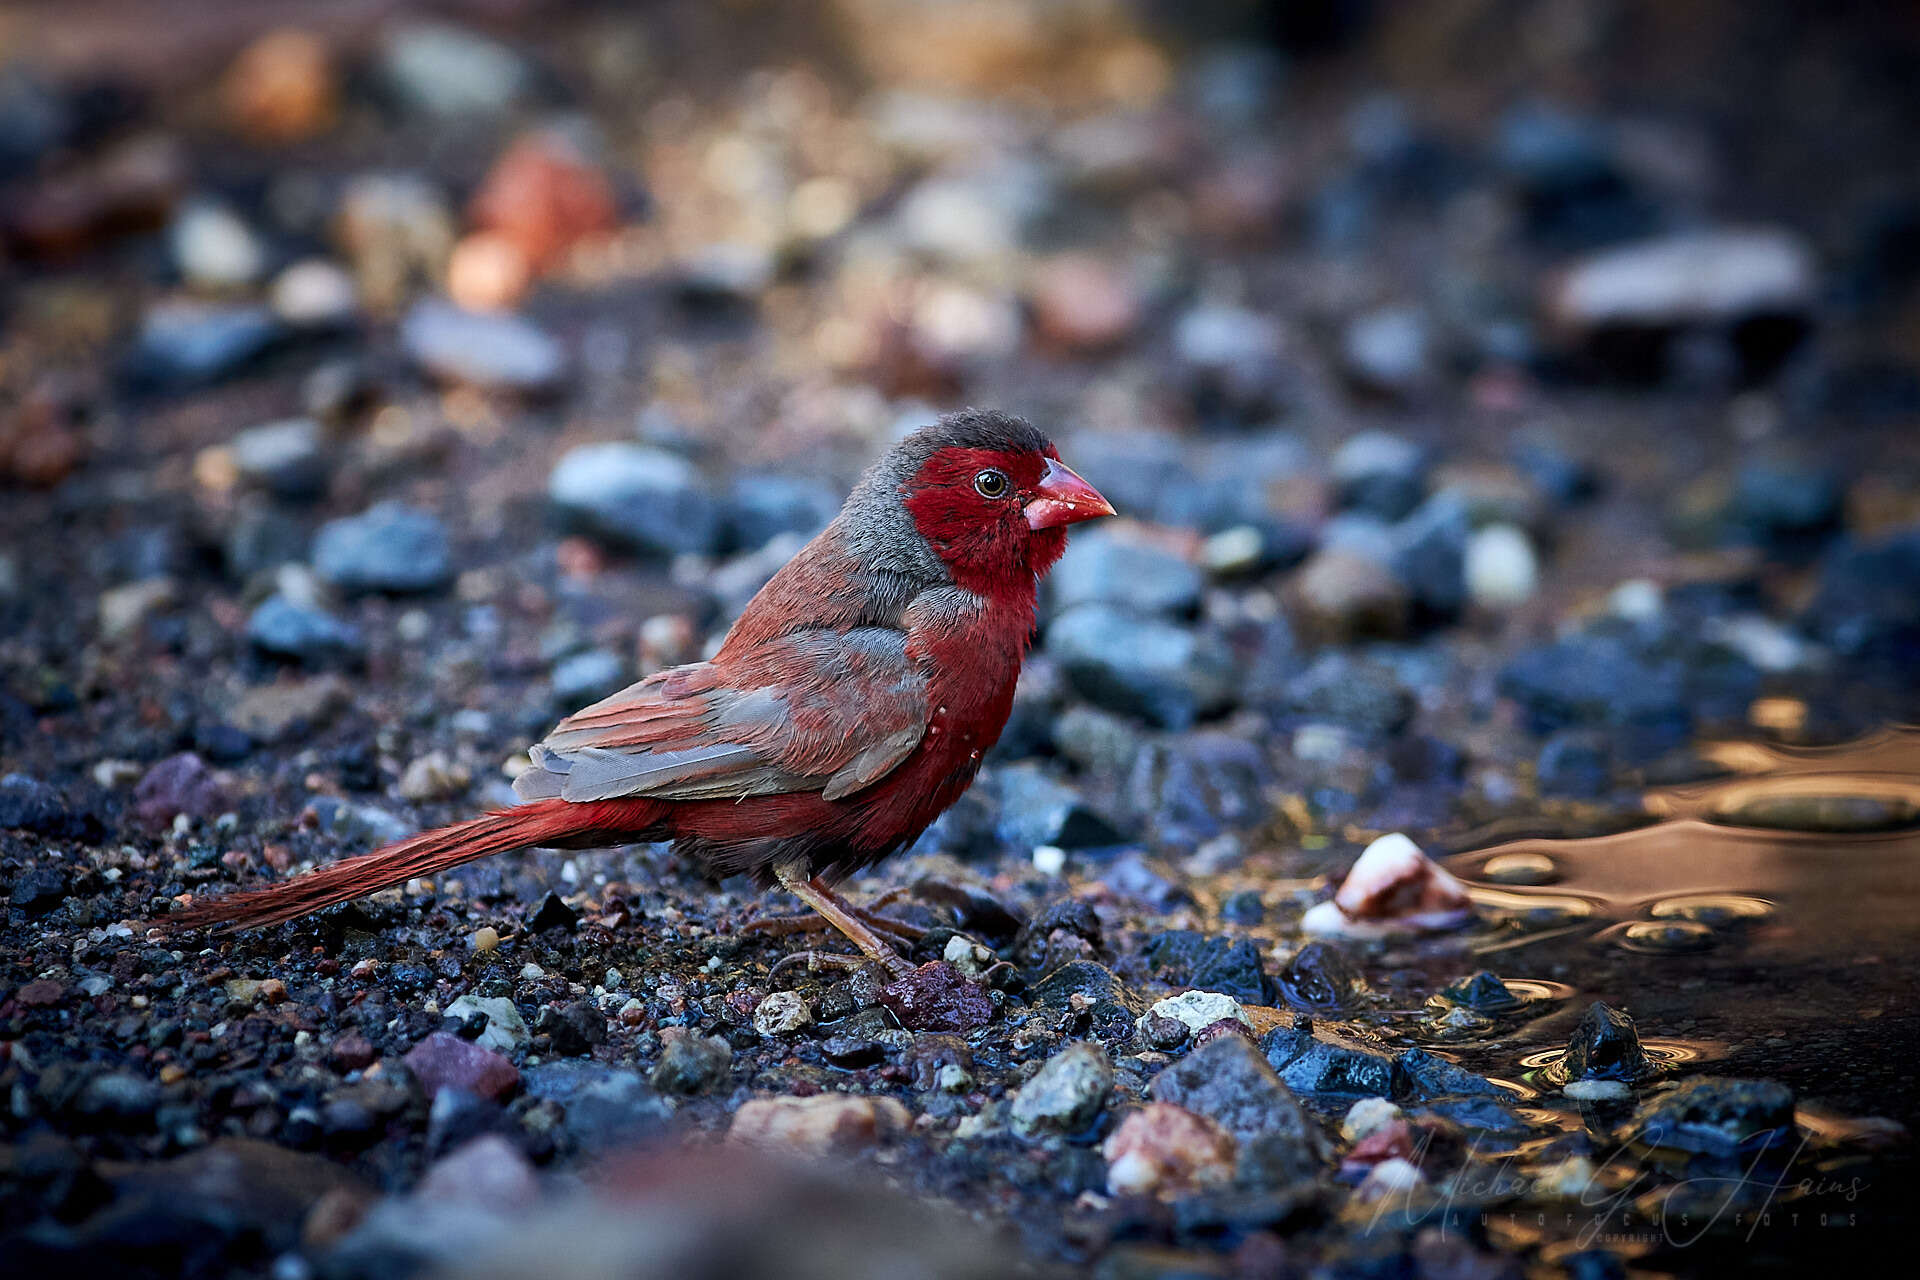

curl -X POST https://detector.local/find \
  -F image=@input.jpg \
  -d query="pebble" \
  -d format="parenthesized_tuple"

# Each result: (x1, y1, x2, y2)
(1536, 729, 1611, 797)
(1464, 523, 1539, 607)
(1103, 1103, 1238, 1197)
(1029, 254, 1139, 352)
(1010, 1042, 1114, 1139)
(1137, 990, 1252, 1039)
(222, 28, 337, 143)
(415, 1134, 539, 1213)
(1341, 305, 1431, 395)
(396, 751, 471, 802)
(1304, 833, 1473, 939)
(1547, 226, 1816, 331)
(229, 674, 349, 743)
(0, 774, 89, 838)
(228, 417, 327, 498)
(444, 994, 530, 1054)
(171, 201, 265, 291)
(1556, 1001, 1655, 1085)
(134, 752, 225, 824)
(728, 1093, 911, 1158)
(469, 129, 617, 270)
(333, 174, 455, 311)
(1149, 1034, 1324, 1184)
(400, 298, 565, 392)
(1332, 430, 1429, 520)
(649, 1028, 732, 1094)
(1048, 527, 1202, 617)
(550, 648, 625, 705)
(98, 577, 177, 640)
(269, 259, 357, 328)
(752, 990, 813, 1036)
(878, 961, 993, 1032)
(124, 301, 282, 390)
(993, 764, 1122, 851)
(314, 501, 453, 595)
(380, 22, 532, 117)
(1046, 604, 1236, 730)
(403, 1032, 520, 1101)
(1340, 1097, 1405, 1143)
(548, 442, 723, 556)
(1289, 547, 1410, 641)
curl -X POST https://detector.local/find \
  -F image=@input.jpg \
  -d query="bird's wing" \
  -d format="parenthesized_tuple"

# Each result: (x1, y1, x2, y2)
(513, 627, 929, 805)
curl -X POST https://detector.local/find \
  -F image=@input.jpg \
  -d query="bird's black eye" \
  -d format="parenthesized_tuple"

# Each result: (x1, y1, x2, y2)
(973, 469, 1011, 499)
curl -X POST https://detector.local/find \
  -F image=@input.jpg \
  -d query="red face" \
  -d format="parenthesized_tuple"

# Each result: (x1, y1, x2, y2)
(901, 444, 1114, 600)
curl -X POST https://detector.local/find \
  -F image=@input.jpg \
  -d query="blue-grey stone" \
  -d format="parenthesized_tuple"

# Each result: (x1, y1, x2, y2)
(1048, 528, 1202, 617)
(549, 442, 723, 556)
(247, 594, 364, 665)
(401, 298, 564, 392)
(314, 502, 453, 595)
(1046, 604, 1236, 730)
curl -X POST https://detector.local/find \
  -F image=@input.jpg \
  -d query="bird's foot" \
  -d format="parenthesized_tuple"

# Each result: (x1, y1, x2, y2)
(765, 950, 883, 980)
(741, 906, 923, 950)
(753, 866, 917, 978)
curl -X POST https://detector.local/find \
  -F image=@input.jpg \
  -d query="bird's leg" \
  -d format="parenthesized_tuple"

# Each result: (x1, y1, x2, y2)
(762, 863, 914, 978)
(740, 877, 925, 949)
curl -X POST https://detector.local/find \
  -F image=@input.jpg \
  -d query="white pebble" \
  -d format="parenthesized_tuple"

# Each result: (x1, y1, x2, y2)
(1033, 845, 1067, 876)
(1465, 523, 1538, 608)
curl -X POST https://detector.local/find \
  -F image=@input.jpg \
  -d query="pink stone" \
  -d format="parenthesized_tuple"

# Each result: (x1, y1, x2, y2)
(403, 1032, 519, 1101)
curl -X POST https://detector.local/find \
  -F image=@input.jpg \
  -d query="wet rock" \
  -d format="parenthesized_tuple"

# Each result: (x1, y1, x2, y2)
(9, 865, 68, 915)
(1340, 1097, 1404, 1144)
(247, 594, 364, 665)
(404, 1032, 519, 1101)
(1333, 430, 1428, 521)
(1395, 1048, 1506, 1101)
(1219, 890, 1264, 925)
(877, 961, 992, 1032)
(1011, 1041, 1113, 1139)
(1143, 931, 1271, 1005)
(314, 501, 453, 595)
(521, 1062, 670, 1152)
(1465, 524, 1539, 608)
(1498, 630, 1692, 754)
(993, 764, 1122, 850)
(534, 1001, 605, 1056)
(1302, 833, 1472, 939)
(400, 298, 565, 392)
(549, 442, 724, 557)
(649, 1028, 733, 1094)
(1805, 525, 1920, 660)
(1628, 1078, 1797, 1156)
(444, 995, 530, 1055)
(1138, 991, 1251, 1039)
(123, 301, 282, 390)
(1289, 547, 1410, 641)
(1049, 527, 1202, 617)
(1260, 1021, 1399, 1099)
(170, 200, 264, 291)
(1121, 732, 1269, 852)
(1274, 942, 1365, 1014)
(1537, 729, 1611, 797)
(1554, 1002, 1654, 1086)
(134, 752, 224, 824)
(1438, 972, 1525, 1016)
(1104, 1102, 1237, 1197)
(380, 22, 533, 117)
(1046, 604, 1236, 729)
(1150, 1034, 1324, 1184)
(729, 1093, 911, 1158)
(1027, 960, 1143, 1043)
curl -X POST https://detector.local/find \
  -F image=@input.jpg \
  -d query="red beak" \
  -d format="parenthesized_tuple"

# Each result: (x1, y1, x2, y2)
(1024, 458, 1115, 530)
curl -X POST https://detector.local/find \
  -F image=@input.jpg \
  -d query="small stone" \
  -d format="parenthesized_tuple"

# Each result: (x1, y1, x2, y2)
(14, 978, 64, 1007)
(446, 232, 532, 312)
(649, 1028, 732, 1094)
(134, 752, 225, 824)
(993, 764, 1122, 851)
(1046, 604, 1236, 729)
(331, 1034, 377, 1072)
(1556, 1002, 1655, 1085)
(1029, 254, 1138, 352)
(1138, 991, 1252, 1041)
(416, 1134, 538, 1213)
(1628, 1077, 1797, 1156)
(380, 22, 532, 118)
(230, 675, 349, 743)
(1465, 523, 1539, 608)
(1333, 430, 1429, 520)
(1341, 1097, 1404, 1143)
(75, 1072, 162, 1127)
(98, 578, 178, 641)
(753, 990, 813, 1036)
(400, 298, 564, 393)
(403, 1031, 519, 1101)
(550, 649, 625, 705)
(469, 129, 617, 271)
(1010, 1041, 1113, 1139)
(396, 751, 470, 802)
(470, 925, 500, 951)
(534, 1002, 605, 1056)
(1342, 306, 1431, 396)
(270, 259, 357, 328)
(229, 417, 328, 498)
(1355, 1156, 1425, 1202)
(877, 961, 993, 1032)
(332, 174, 454, 311)
(1049, 526, 1202, 617)
(1150, 1034, 1324, 1184)
(314, 502, 453, 595)
(1537, 729, 1611, 798)
(171, 200, 265, 290)
(1302, 833, 1472, 939)
(1290, 547, 1410, 641)
(247, 594, 364, 665)
(1104, 1102, 1238, 1197)
(9, 866, 68, 915)
(728, 1093, 911, 1158)
(223, 29, 337, 143)
(549, 442, 724, 557)
(1547, 227, 1816, 331)
(443, 994, 529, 1054)
(0, 774, 91, 839)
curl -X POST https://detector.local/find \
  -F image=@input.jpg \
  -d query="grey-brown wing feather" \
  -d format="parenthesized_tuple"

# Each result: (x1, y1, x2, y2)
(513, 627, 928, 805)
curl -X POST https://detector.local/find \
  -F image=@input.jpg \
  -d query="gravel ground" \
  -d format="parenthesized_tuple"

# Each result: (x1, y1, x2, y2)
(4, 3, 1920, 1277)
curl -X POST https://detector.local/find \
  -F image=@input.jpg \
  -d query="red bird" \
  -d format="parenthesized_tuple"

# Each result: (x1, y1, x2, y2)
(169, 410, 1114, 973)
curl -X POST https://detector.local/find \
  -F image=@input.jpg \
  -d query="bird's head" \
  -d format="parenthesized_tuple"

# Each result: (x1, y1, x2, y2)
(884, 410, 1113, 600)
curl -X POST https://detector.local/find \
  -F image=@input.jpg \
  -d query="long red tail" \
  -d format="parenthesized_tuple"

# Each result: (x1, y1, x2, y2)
(164, 799, 647, 933)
